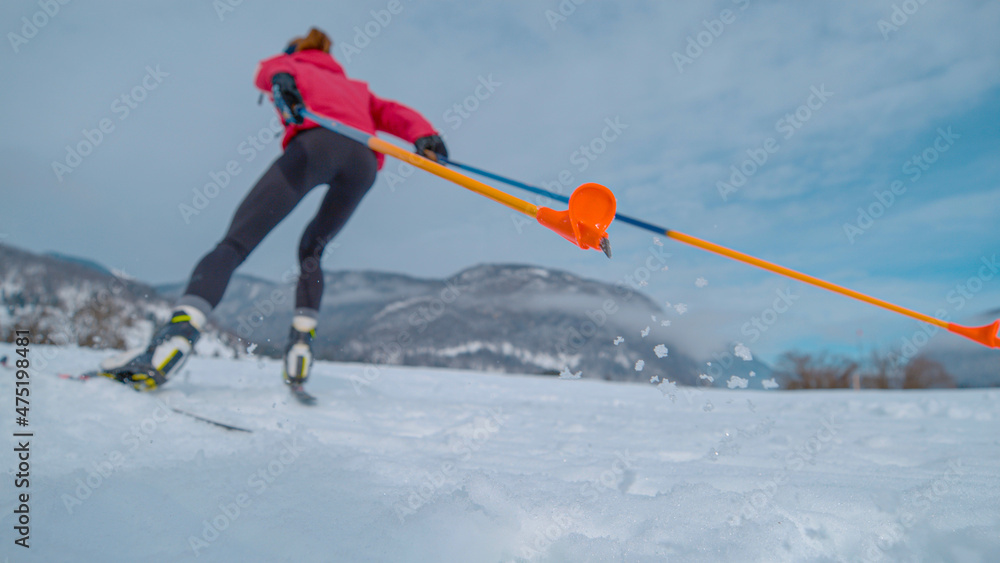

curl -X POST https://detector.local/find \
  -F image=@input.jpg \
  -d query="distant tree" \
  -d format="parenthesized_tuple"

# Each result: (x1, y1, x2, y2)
(902, 357, 957, 389)
(777, 352, 858, 390)
(72, 297, 133, 350)
(858, 350, 903, 389)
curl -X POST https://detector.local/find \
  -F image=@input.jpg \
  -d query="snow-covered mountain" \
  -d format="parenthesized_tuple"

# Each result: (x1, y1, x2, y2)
(159, 263, 704, 384)
(2, 243, 702, 383)
(0, 244, 243, 360)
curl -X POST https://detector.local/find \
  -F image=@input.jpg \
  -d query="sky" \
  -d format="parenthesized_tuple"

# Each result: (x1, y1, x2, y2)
(1, 0, 998, 365)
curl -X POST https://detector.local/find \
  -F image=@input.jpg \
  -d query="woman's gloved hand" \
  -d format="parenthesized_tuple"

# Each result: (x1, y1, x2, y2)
(271, 72, 305, 125)
(414, 134, 448, 162)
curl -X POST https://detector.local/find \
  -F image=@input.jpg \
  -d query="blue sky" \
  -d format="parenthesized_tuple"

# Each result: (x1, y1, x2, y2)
(1, 0, 998, 364)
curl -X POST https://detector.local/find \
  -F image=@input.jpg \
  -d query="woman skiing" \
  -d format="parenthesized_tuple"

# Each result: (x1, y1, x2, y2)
(103, 28, 448, 395)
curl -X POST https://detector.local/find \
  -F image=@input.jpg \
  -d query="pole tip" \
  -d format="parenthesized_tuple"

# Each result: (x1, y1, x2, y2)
(600, 236, 612, 259)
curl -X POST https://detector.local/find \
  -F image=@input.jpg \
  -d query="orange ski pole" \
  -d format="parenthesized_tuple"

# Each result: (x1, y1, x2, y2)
(666, 230, 999, 349)
(300, 108, 615, 257)
(443, 158, 1000, 350)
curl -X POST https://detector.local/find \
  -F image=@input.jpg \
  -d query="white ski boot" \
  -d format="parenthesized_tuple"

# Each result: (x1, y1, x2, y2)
(102, 306, 204, 391)
(282, 315, 316, 386)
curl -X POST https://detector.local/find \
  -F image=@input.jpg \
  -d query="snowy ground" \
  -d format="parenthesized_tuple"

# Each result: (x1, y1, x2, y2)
(2, 343, 999, 563)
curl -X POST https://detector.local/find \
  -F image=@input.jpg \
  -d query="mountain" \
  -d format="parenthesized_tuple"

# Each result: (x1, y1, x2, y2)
(3, 243, 701, 383)
(161, 264, 704, 383)
(42, 251, 115, 276)
(6, 242, 994, 387)
(1, 243, 160, 349)
(0, 244, 242, 359)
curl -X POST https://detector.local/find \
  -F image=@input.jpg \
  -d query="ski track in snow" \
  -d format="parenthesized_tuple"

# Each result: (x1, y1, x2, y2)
(3, 342, 999, 563)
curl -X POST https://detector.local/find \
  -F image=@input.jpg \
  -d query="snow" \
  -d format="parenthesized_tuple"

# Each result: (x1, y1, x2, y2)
(3, 342, 1000, 562)
(422, 340, 579, 372)
(656, 379, 678, 401)
(727, 375, 750, 389)
(734, 343, 753, 361)
(558, 367, 581, 380)
(653, 344, 669, 358)
(370, 295, 434, 321)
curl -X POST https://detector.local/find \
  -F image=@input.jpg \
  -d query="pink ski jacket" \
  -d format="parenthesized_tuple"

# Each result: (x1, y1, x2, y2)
(255, 49, 437, 169)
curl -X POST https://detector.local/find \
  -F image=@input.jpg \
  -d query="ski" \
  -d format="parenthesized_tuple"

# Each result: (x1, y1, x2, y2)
(57, 371, 253, 433)
(167, 406, 252, 432)
(288, 383, 317, 405)
(59, 371, 101, 382)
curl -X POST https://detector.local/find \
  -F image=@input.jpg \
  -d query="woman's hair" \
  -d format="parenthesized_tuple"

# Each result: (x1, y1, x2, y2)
(286, 27, 332, 54)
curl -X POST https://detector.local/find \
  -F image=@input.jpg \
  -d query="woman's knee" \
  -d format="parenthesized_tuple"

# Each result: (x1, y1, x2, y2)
(298, 237, 326, 274)
(217, 238, 251, 264)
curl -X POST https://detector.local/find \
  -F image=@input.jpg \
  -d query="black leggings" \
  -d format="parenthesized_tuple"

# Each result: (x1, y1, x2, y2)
(183, 128, 378, 313)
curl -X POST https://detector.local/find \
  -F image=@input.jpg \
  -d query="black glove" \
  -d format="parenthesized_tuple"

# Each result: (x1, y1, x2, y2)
(271, 72, 304, 125)
(414, 134, 448, 162)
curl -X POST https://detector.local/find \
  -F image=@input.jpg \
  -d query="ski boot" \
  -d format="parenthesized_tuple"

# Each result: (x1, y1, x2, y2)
(283, 315, 317, 404)
(101, 307, 204, 391)
(282, 317, 316, 385)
